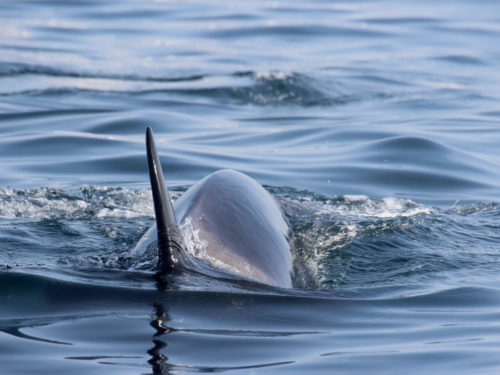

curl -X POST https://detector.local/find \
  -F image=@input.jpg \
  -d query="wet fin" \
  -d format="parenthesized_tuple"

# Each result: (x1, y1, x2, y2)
(146, 127, 184, 273)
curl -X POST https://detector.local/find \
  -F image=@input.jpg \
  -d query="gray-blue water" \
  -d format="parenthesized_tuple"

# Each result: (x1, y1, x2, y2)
(1, 1, 500, 373)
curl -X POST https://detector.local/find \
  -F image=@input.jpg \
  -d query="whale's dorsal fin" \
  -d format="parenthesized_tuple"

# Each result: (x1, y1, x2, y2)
(146, 127, 184, 273)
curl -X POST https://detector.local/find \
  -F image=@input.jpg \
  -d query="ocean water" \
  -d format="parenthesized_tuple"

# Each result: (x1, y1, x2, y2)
(1, 0, 500, 373)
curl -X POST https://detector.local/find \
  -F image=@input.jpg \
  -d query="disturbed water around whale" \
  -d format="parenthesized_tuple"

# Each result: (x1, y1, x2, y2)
(2, 0, 500, 374)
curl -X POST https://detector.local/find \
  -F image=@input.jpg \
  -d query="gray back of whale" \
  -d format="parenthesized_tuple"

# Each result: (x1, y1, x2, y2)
(174, 169, 293, 288)
(137, 127, 293, 288)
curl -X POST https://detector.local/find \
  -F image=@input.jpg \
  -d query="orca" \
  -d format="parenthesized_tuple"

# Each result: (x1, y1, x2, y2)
(134, 127, 294, 288)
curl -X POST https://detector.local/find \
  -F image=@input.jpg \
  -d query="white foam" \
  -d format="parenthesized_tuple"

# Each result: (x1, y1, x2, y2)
(285, 193, 431, 287)
(180, 217, 208, 258)
(305, 195, 432, 219)
(254, 70, 289, 81)
(96, 208, 141, 219)
(302, 222, 358, 286)
(343, 194, 369, 202)
(0, 186, 154, 220)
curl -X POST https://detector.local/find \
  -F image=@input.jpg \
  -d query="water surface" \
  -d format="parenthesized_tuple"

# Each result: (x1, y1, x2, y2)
(1, 0, 500, 374)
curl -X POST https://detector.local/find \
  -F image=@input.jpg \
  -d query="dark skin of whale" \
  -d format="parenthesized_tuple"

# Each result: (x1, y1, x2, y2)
(136, 127, 294, 288)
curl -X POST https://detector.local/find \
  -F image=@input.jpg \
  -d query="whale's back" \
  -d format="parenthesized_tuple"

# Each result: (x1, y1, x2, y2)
(174, 169, 293, 288)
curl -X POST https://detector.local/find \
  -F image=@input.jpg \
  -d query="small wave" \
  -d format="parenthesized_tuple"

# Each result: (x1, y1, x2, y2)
(278, 186, 500, 292)
(383, 286, 500, 308)
(361, 16, 439, 25)
(164, 71, 353, 106)
(204, 24, 389, 39)
(355, 135, 491, 175)
(0, 186, 154, 220)
(278, 189, 434, 288)
(283, 191, 432, 219)
(244, 71, 337, 106)
(0, 62, 206, 83)
(0, 62, 207, 97)
(0, 67, 351, 106)
(0, 66, 366, 107)
(434, 55, 486, 66)
(448, 201, 499, 216)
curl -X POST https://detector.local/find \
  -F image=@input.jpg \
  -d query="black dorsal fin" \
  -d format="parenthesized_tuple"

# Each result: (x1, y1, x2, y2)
(146, 126, 184, 273)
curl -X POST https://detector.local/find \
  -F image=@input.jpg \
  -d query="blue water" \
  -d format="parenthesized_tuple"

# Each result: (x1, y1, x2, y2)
(1, 0, 500, 373)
